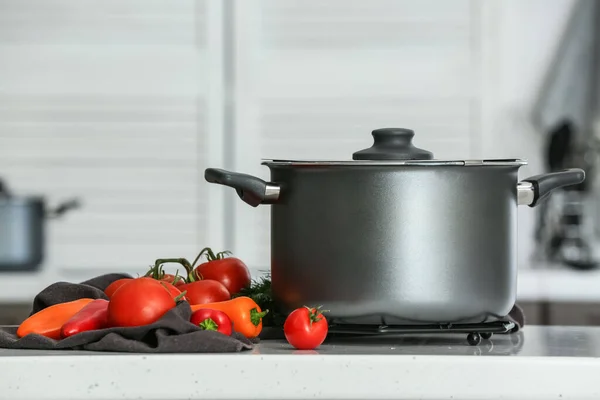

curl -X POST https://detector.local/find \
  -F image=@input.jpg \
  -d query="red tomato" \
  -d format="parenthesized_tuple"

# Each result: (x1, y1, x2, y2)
(144, 262, 186, 287)
(104, 278, 132, 298)
(194, 258, 251, 295)
(161, 281, 187, 302)
(190, 308, 233, 336)
(283, 306, 328, 350)
(179, 280, 230, 305)
(161, 274, 185, 287)
(107, 278, 178, 327)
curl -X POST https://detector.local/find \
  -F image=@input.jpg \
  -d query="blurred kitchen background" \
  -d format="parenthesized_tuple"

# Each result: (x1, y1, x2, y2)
(1, 0, 600, 325)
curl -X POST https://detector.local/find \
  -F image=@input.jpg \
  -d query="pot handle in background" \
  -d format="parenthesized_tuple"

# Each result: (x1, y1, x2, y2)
(47, 198, 82, 219)
(517, 168, 585, 207)
(204, 168, 280, 207)
(0, 178, 10, 197)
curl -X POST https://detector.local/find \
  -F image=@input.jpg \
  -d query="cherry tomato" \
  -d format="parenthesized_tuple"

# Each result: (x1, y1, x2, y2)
(107, 278, 178, 327)
(104, 278, 132, 298)
(190, 308, 233, 336)
(179, 280, 230, 305)
(283, 306, 328, 350)
(194, 258, 251, 295)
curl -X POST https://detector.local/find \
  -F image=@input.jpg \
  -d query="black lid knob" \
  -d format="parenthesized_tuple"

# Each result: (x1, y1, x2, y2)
(352, 128, 434, 160)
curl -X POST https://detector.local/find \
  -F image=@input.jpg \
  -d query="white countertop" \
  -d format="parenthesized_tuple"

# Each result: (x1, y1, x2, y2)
(1, 325, 600, 400)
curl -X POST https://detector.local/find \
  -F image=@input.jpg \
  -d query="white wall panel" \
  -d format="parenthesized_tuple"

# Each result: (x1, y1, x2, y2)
(0, 0, 225, 280)
(231, 0, 483, 269)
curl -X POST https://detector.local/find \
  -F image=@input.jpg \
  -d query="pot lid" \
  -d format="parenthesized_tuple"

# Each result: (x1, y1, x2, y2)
(352, 128, 433, 160)
(261, 127, 527, 167)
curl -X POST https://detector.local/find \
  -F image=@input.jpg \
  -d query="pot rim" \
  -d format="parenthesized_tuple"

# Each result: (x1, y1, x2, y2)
(261, 159, 528, 167)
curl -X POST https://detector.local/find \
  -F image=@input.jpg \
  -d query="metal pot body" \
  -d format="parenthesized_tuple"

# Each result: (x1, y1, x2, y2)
(205, 127, 585, 325)
(0, 198, 45, 271)
(268, 165, 519, 325)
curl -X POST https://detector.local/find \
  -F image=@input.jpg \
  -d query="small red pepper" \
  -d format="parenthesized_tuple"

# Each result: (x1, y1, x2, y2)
(60, 299, 109, 338)
(190, 308, 233, 336)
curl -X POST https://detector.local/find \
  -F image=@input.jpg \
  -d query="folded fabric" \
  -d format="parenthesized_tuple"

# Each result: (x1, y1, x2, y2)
(0, 274, 255, 353)
(29, 273, 129, 316)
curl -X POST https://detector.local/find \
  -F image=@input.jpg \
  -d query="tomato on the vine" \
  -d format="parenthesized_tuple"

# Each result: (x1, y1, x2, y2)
(144, 263, 186, 287)
(179, 280, 230, 305)
(161, 281, 187, 302)
(107, 278, 182, 327)
(104, 278, 132, 298)
(160, 274, 185, 287)
(283, 306, 328, 350)
(192, 248, 251, 295)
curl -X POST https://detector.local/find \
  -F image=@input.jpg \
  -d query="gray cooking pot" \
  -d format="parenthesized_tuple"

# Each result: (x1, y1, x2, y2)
(0, 178, 80, 271)
(205, 128, 585, 325)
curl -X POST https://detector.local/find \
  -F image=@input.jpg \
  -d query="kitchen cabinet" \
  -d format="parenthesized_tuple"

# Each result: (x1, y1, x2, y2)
(517, 268, 600, 326)
(547, 303, 600, 325)
(516, 301, 543, 325)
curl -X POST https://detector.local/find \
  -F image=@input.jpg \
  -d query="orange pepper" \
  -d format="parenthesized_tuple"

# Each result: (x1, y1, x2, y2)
(190, 296, 268, 338)
(17, 298, 95, 340)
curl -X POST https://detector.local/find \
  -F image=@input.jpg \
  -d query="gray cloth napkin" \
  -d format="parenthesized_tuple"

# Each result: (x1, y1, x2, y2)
(0, 274, 255, 353)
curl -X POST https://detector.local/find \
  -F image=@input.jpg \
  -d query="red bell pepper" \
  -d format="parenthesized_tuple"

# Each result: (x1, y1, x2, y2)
(60, 299, 109, 338)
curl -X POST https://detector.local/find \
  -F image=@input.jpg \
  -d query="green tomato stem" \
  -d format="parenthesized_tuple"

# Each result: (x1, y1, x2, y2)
(174, 290, 187, 303)
(191, 247, 234, 266)
(145, 263, 165, 279)
(190, 247, 213, 267)
(153, 258, 193, 278)
(198, 318, 219, 331)
(304, 305, 329, 326)
(250, 308, 269, 326)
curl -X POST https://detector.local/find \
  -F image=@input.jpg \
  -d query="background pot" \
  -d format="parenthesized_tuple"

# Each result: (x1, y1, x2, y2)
(0, 178, 80, 271)
(205, 128, 585, 325)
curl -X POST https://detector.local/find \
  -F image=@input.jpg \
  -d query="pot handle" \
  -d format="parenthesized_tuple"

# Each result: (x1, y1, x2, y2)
(517, 168, 585, 207)
(204, 168, 280, 207)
